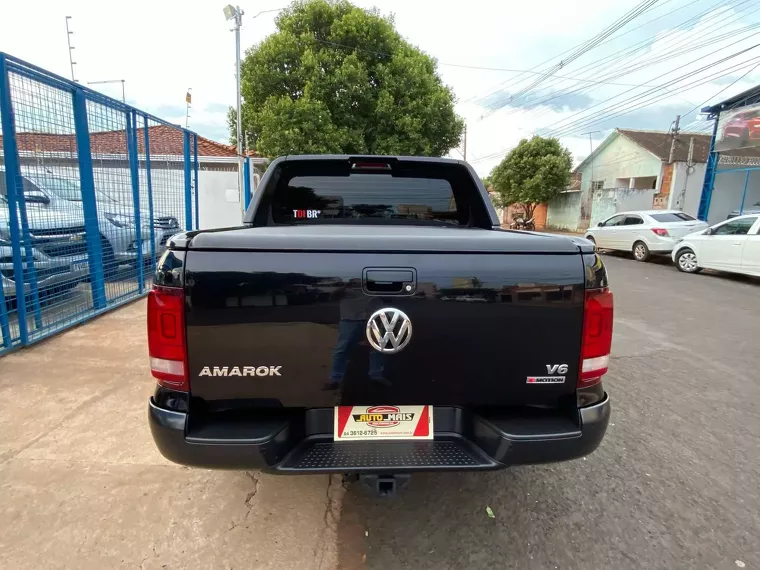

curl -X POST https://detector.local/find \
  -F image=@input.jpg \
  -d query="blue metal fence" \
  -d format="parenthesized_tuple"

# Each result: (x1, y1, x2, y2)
(0, 53, 198, 355)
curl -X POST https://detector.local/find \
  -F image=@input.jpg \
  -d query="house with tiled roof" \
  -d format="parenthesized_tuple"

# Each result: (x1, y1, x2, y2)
(2, 125, 268, 228)
(546, 128, 718, 232)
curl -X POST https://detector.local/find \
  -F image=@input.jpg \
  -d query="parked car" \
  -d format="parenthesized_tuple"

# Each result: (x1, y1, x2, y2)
(1, 185, 89, 259)
(727, 204, 760, 219)
(24, 174, 181, 271)
(147, 155, 613, 496)
(1, 238, 89, 303)
(672, 214, 760, 277)
(1, 194, 89, 302)
(585, 210, 709, 262)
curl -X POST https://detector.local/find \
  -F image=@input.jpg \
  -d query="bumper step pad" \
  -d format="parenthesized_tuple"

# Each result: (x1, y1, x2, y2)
(280, 439, 498, 472)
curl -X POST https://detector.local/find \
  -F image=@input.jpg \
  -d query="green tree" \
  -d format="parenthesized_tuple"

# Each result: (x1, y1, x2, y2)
(232, 0, 464, 157)
(489, 136, 572, 221)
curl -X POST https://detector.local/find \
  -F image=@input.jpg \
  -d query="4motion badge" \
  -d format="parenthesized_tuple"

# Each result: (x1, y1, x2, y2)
(527, 363, 568, 384)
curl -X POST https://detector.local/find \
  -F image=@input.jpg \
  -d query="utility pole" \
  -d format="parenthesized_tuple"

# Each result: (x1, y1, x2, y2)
(185, 88, 192, 129)
(463, 124, 467, 161)
(65, 16, 77, 82)
(676, 136, 695, 210)
(668, 115, 681, 163)
(223, 5, 245, 204)
(581, 131, 600, 188)
(580, 130, 600, 227)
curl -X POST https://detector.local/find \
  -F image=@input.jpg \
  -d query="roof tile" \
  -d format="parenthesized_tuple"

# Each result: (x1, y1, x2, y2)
(1, 124, 252, 158)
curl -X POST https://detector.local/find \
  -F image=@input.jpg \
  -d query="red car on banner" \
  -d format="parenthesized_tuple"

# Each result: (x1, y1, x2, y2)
(716, 107, 760, 151)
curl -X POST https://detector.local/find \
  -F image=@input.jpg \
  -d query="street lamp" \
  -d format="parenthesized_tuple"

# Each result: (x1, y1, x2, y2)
(224, 4, 244, 204)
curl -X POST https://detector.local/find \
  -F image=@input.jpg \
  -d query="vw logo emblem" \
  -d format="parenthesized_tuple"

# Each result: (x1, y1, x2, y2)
(366, 308, 412, 354)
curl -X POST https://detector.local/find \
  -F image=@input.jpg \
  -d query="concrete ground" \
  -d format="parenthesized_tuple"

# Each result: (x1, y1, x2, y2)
(1, 251, 759, 569)
(0, 300, 342, 570)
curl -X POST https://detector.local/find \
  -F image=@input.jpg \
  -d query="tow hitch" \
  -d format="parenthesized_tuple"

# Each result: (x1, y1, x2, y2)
(357, 474, 411, 498)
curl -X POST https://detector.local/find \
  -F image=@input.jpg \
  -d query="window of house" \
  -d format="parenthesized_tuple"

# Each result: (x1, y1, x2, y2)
(591, 181, 604, 190)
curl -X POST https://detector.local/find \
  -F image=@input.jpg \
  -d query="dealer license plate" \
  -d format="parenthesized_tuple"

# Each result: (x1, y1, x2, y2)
(334, 405, 433, 441)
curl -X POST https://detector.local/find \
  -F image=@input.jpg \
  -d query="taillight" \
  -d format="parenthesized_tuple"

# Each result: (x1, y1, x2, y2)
(147, 285, 188, 391)
(651, 228, 669, 237)
(580, 288, 613, 388)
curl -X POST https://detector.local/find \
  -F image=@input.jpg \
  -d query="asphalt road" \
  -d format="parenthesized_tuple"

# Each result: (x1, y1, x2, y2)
(336, 253, 760, 570)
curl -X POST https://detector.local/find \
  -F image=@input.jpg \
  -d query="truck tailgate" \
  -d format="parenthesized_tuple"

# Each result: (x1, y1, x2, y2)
(184, 247, 585, 409)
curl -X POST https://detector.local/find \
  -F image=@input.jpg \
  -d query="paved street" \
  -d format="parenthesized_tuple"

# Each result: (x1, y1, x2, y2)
(336, 253, 760, 570)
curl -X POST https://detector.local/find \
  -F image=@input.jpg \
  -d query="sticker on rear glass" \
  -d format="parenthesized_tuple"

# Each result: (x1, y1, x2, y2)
(293, 209, 321, 219)
(527, 376, 566, 384)
(334, 405, 433, 440)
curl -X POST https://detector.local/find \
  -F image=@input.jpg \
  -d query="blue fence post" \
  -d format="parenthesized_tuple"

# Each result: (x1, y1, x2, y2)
(244, 156, 252, 210)
(143, 115, 156, 269)
(193, 134, 199, 231)
(740, 170, 750, 215)
(72, 88, 107, 310)
(697, 117, 720, 221)
(0, 272, 9, 349)
(0, 53, 43, 342)
(126, 111, 144, 292)
(183, 131, 192, 230)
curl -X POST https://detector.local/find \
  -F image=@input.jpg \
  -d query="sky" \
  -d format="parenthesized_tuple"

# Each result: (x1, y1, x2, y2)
(2, 0, 760, 175)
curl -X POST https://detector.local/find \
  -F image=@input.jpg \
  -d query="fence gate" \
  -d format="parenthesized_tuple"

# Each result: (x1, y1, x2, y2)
(0, 53, 199, 355)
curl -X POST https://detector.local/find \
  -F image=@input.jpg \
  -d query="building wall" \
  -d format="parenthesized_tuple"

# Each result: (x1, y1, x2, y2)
(197, 165, 264, 229)
(576, 134, 662, 193)
(669, 162, 706, 218)
(546, 192, 582, 231)
(708, 169, 760, 223)
(549, 133, 663, 231)
(654, 163, 673, 209)
(533, 203, 547, 229)
(589, 188, 658, 227)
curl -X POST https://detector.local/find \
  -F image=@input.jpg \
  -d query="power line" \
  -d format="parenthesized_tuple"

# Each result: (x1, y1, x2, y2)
(465, 0, 688, 106)
(306, 36, 662, 87)
(546, 52, 760, 138)
(470, 50, 760, 165)
(681, 59, 760, 116)
(493, 18, 760, 128)
(535, 36, 760, 137)
(480, 0, 757, 117)
(502, 0, 662, 106)
(491, 6, 760, 119)
(549, 52, 760, 138)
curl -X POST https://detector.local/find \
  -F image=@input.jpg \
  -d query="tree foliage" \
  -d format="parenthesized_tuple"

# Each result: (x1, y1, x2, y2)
(232, 0, 464, 157)
(489, 136, 572, 220)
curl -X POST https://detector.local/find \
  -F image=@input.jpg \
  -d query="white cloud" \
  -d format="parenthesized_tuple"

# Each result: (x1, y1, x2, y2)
(2, 0, 759, 175)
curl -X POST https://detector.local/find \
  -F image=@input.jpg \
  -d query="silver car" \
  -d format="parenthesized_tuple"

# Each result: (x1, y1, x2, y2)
(585, 210, 709, 262)
(1, 196, 89, 300)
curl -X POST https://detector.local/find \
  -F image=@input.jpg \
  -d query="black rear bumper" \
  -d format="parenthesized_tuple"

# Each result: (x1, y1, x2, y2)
(148, 395, 611, 473)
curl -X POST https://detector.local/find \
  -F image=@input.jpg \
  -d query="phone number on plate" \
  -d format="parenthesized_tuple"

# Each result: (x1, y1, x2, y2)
(344, 429, 378, 436)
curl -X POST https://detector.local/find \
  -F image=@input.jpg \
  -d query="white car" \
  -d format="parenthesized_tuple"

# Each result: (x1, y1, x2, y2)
(671, 214, 760, 277)
(585, 210, 709, 262)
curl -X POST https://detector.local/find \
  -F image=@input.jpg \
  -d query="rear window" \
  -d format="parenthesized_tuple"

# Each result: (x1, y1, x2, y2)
(649, 213, 696, 222)
(271, 174, 461, 225)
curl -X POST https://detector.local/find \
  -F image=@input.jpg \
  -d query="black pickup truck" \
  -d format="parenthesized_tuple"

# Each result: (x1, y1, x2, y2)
(148, 155, 612, 494)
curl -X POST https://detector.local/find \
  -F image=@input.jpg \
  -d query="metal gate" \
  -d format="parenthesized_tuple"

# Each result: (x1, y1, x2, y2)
(0, 53, 199, 355)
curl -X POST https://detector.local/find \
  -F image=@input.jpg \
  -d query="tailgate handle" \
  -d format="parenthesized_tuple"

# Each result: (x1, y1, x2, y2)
(363, 268, 416, 295)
